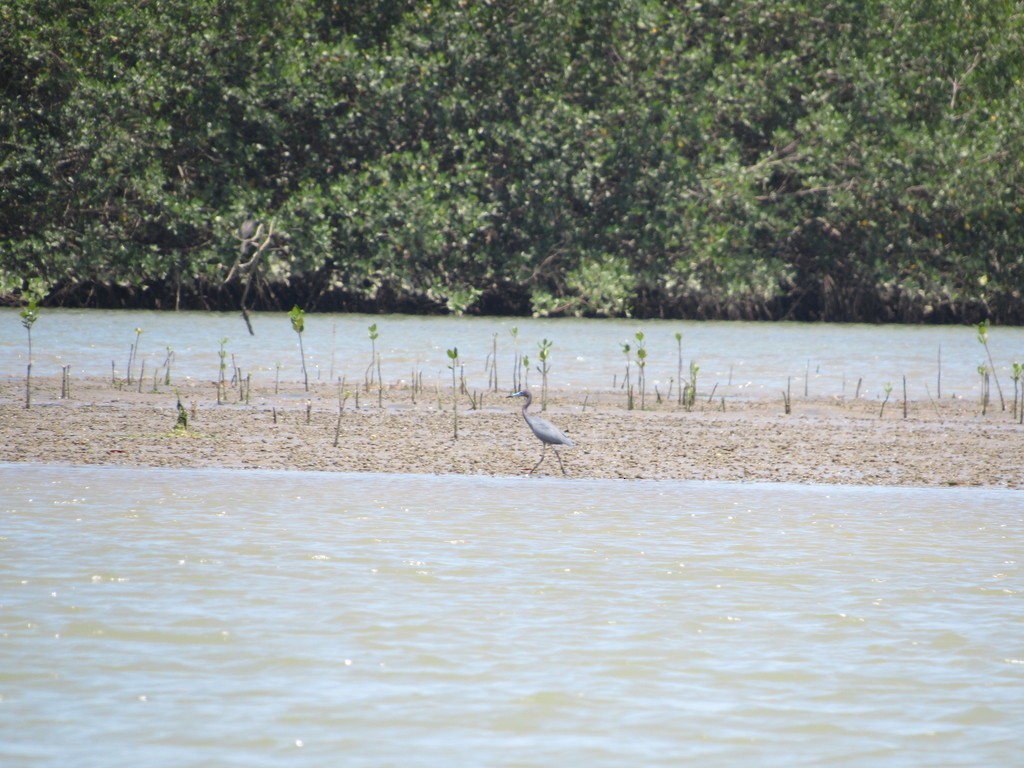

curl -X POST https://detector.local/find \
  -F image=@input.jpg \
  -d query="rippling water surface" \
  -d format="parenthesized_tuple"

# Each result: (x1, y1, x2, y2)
(2, 464, 1021, 767)
(4, 308, 1024, 400)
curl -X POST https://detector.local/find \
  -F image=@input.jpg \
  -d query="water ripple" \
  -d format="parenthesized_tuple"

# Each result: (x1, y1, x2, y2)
(1, 464, 1021, 767)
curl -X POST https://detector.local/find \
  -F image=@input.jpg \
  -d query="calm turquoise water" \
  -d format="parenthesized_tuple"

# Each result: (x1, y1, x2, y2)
(3, 308, 1022, 401)
(2, 464, 1021, 767)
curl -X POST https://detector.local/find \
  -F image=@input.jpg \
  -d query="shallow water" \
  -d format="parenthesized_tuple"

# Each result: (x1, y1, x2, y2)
(2, 464, 1021, 767)
(3, 308, 1022, 401)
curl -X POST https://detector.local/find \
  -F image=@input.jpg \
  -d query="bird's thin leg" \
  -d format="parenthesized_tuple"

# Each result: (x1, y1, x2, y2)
(529, 445, 547, 475)
(553, 448, 567, 476)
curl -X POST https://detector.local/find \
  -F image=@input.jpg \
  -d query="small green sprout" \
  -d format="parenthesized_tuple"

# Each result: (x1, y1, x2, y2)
(367, 323, 379, 390)
(879, 381, 893, 418)
(20, 298, 39, 409)
(447, 347, 460, 439)
(289, 305, 309, 391)
(537, 338, 552, 411)
(126, 327, 143, 386)
(1011, 362, 1022, 421)
(635, 331, 647, 409)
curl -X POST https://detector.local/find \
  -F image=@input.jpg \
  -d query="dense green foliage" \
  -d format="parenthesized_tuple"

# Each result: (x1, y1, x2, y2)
(2, 0, 1023, 321)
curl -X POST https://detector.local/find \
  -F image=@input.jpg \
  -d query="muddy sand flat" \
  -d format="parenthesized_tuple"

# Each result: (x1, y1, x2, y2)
(2, 376, 1021, 488)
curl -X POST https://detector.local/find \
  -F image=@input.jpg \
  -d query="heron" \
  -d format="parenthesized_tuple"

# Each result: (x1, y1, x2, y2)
(507, 389, 574, 476)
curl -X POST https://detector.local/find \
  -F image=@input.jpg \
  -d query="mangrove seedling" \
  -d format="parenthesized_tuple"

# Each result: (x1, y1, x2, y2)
(367, 323, 379, 390)
(447, 347, 460, 439)
(162, 346, 174, 386)
(978, 364, 990, 415)
(635, 331, 647, 409)
(235, 367, 252, 403)
(537, 338, 552, 411)
(621, 343, 633, 410)
(126, 327, 143, 386)
(685, 361, 699, 410)
(334, 379, 353, 448)
(20, 298, 39, 409)
(367, 323, 384, 407)
(409, 366, 422, 404)
(1011, 362, 1022, 421)
(486, 332, 499, 392)
(879, 381, 893, 418)
(217, 337, 229, 404)
(289, 305, 309, 391)
(924, 382, 941, 417)
(509, 326, 521, 390)
(175, 393, 189, 432)
(976, 320, 1005, 410)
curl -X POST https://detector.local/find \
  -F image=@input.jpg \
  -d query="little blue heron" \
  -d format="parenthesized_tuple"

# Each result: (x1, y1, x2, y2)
(507, 389, 574, 476)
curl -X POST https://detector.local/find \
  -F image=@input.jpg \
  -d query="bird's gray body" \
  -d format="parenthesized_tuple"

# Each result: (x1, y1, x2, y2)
(507, 389, 573, 475)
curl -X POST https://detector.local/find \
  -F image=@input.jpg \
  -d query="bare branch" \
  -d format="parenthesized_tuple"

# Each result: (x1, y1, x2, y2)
(949, 51, 982, 109)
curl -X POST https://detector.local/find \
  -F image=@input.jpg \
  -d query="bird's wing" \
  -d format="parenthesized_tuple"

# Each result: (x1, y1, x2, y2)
(529, 416, 574, 446)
